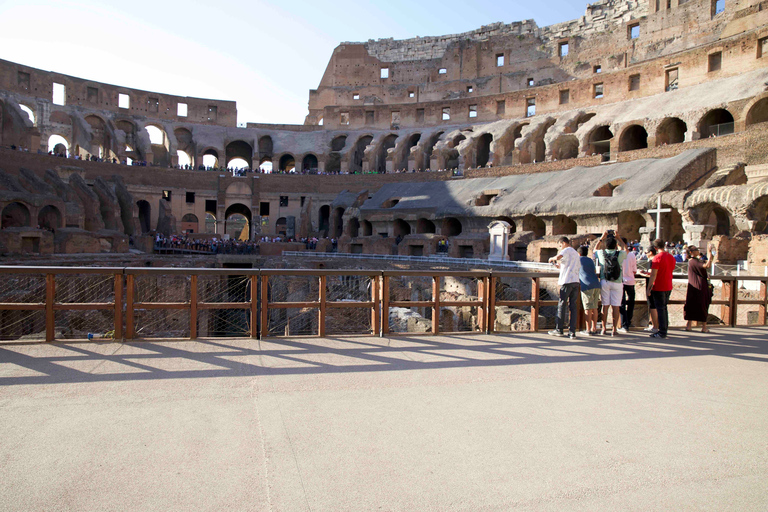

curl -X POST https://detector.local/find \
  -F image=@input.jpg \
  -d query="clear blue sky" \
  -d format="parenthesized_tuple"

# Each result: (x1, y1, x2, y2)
(0, 0, 587, 125)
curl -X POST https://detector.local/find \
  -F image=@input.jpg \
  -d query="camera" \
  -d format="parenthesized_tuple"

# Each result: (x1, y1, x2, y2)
(606, 229, 615, 238)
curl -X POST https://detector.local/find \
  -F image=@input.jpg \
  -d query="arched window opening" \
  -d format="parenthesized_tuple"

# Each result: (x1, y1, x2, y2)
(699, 109, 734, 137)
(522, 214, 546, 239)
(205, 213, 217, 234)
(37, 205, 62, 231)
(136, 200, 151, 233)
(495, 216, 517, 233)
(551, 135, 579, 160)
(181, 213, 199, 234)
(618, 125, 648, 152)
(19, 105, 35, 125)
(362, 220, 373, 237)
(422, 131, 444, 170)
(225, 203, 252, 241)
(746, 98, 768, 126)
(394, 219, 411, 237)
(573, 113, 596, 133)
(417, 218, 436, 234)
(587, 125, 613, 157)
(177, 150, 192, 168)
(397, 133, 421, 171)
(259, 157, 273, 173)
(351, 136, 373, 173)
(593, 179, 627, 197)
(48, 135, 69, 156)
(2, 202, 31, 228)
(145, 125, 165, 146)
(709, 207, 731, 236)
(228, 158, 249, 170)
(376, 134, 398, 174)
(276, 217, 288, 236)
(442, 217, 462, 237)
(279, 154, 296, 173)
(331, 136, 347, 152)
(203, 149, 219, 169)
(656, 118, 687, 145)
(476, 133, 493, 167)
(302, 154, 319, 172)
(552, 215, 577, 235)
(226, 140, 253, 169)
(348, 218, 360, 238)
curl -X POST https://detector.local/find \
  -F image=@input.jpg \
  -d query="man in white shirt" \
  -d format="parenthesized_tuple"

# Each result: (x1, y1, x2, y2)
(618, 237, 638, 333)
(548, 237, 581, 339)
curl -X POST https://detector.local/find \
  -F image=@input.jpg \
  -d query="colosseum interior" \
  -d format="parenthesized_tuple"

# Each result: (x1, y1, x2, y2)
(1, 0, 768, 269)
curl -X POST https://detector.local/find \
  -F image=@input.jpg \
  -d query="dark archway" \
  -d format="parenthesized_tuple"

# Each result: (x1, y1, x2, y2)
(38, 205, 62, 230)
(417, 218, 436, 234)
(618, 211, 645, 241)
(446, 133, 466, 169)
(656, 118, 687, 146)
(348, 218, 360, 238)
(224, 203, 252, 240)
(618, 125, 648, 152)
(318, 205, 330, 237)
(746, 97, 768, 126)
(376, 134, 398, 174)
(709, 206, 732, 236)
(495, 216, 517, 233)
(181, 213, 199, 233)
(276, 217, 288, 236)
(226, 140, 253, 169)
(331, 136, 347, 152)
(2, 202, 31, 228)
(421, 131, 443, 170)
(351, 135, 373, 173)
(522, 214, 546, 239)
(551, 135, 579, 160)
(397, 133, 421, 171)
(332, 207, 345, 238)
(698, 109, 734, 137)
(302, 154, 318, 172)
(394, 219, 411, 237)
(587, 125, 613, 156)
(442, 217, 462, 237)
(137, 200, 151, 233)
(476, 133, 493, 167)
(361, 220, 373, 237)
(202, 148, 219, 169)
(552, 215, 577, 235)
(279, 154, 295, 173)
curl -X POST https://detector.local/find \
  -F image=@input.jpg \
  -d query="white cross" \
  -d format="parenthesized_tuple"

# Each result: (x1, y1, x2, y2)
(647, 196, 672, 240)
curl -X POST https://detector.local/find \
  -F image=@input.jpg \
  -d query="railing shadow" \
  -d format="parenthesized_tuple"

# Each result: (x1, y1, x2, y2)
(0, 327, 766, 387)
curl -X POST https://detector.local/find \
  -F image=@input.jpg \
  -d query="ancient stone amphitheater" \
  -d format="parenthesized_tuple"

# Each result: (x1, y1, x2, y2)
(1, 0, 767, 266)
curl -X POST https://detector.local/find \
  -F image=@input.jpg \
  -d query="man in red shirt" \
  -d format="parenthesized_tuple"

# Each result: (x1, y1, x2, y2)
(646, 238, 676, 338)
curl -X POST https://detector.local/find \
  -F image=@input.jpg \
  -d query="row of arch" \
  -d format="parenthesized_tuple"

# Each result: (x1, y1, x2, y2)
(1, 202, 62, 230)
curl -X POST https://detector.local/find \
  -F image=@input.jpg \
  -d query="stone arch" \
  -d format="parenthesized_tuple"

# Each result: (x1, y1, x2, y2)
(350, 135, 373, 173)
(747, 194, 768, 233)
(698, 108, 734, 137)
(417, 218, 436, 234)
(19, 104, 36, 125)
(708, 206, 733, 236)
(181, 213, 199, 233)
(518, 119, 555, 164)
(585, 125, 613, 156)
(395, 133, 421, 171)
(47, 134, 70, 156)
(571, 112, 596, 133)
(495, 123, 527, 165)
(617, 211, 646, 241)
(37, 205, 62, 230)
(318, 205, 331, 236)
(442, 217, 462, 237)
(618, 124, 648, 152)
(376, 134, 398, 173)
(276, 217, 288, 236)
(394, 218, 411, 237)
(656, 117, 687, 145)
(302, 154, 318, 172)
(522, 214, 545, 239)
(745, 97, 768, 126)
(202, 148, 220, 168)
(552, 215, 577, 235)
(550, 135, 579, 160)
(331, 135, 347, 152)
(85, 114, 111, 157)
(421, 131, 444, 170)
(348, 217, 360, 238)
(226, 140, 253, 169)
(136, 200, 151, 233)
(224, 203, 252, 240)
(331, 207, 345, 238)
(2, 202, 31, 228)
(361, 220, 373, 237)
(278, 154, 296, 173)
(476, 133, 493, 167)
(145, 124, 169, 166)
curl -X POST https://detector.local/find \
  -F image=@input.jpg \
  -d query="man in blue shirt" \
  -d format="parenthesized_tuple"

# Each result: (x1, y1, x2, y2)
(578, 245, 601, 335)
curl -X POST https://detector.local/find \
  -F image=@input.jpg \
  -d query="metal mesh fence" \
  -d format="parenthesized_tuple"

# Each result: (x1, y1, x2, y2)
(268, 275, 319, 303)
(55, 274, 114, 304)
(326, 275, 372, 303)
(55, 310, 114, 340)
(494, 306, 533, 333)
(538, 277, 560, 330)
(388, 275, 433, 303)
(197, 309, 251, 337)
(440, 306, 479, 332)
(440, 276, 479, 302)
(0, 310, 46, 341)
(198, 275, 250, 303)
(135, 275, 190, 304)
(326, 307, 373, 335)
(134, 309, 190, 339)
(268, 308, 318, 336)
(495, 276, 532, 303)
(0, 274, 45, 304)
(388, 306, 431, 334)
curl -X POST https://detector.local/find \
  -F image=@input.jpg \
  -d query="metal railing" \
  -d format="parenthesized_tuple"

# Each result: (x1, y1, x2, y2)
(0, 266, 765, 342)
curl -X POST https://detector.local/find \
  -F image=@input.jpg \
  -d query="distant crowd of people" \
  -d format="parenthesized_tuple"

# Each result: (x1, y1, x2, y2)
(549, 229, 714, 339)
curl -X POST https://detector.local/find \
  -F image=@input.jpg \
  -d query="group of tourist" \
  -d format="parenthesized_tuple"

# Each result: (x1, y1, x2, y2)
(548, 229, 714, 339)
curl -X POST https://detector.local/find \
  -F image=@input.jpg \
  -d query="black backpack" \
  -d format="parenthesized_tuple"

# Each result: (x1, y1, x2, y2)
(604, 251, 621, 281)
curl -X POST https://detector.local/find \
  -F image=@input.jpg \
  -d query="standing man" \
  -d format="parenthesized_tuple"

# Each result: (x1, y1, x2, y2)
(618, 237, 638, 333)
(594, 229, 627, 336)
(646, 238, 676, 338)
(548, 237, 581, 339)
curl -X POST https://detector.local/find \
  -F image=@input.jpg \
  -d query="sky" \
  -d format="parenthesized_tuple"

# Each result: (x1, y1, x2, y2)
(0, 0, 587, 126)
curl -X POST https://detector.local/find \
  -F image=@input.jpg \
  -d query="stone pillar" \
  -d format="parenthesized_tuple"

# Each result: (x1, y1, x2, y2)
(488, 221, 512, 260)
(683, 224, 715, 250)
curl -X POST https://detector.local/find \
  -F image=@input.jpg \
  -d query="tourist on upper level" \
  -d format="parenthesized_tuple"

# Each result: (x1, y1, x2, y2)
(594, 229, 627, 336)
(548, 237, 581, 339)
(646, 239, 676, 339)
(684, 245, 714, 333)
(618, 237, 638, 333)
(578, 245, 600, 336)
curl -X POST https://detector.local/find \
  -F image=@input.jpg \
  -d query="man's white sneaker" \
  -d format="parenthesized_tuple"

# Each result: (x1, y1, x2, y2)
(617, 327, 628, 334)
(548, 330, 565, 337)
(643, 326, 658, 333)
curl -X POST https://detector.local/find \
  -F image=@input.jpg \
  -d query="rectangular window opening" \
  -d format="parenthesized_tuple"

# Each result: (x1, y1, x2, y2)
(629, 23, 640, 40)
(148, 97, 159, 113)
(708, 51, 722, 72)
(594, 65, 602, 74)
(260, 202, 270, 216)
(559, 42, 569, 57)
(594, 83, 604, 99)
(186, 192, 195, 203)
(758, 37, 768, 58)
(439, 68, 447, 75)
(496, 100, 506, 115)
(353, 93, 360, 100)
(207, 105, 217, 122)
(467, 86, 474, 93)
(17, 71, 30, 91)
(496, 53, 505, 67)
(408, 91, 415, 98)
(340, 112, 350, 125)
(87, 87, 98, 104)
(559, 89, 570, 105)
(391, 111, 400, 129)
(416, 108, 425, 124)
(380, 67, 389, 79)
(118, 93, 130, 109)
(442, 107, 451, 121)
(365, 111, 375, 125)
(177, 102, 188, 117)
(469, 105, 477, 118)
(629, 74, 641, 91)
(162, 190, 172, 202)
(279, 196, 289, 207)
(526, 98, 536, 117)
(53, 83, 66, 106)
(713, 0, 725, 15)
(666, 68, 679, 91)
(527, 78, 535, 87)
(205, 200, 217, 213)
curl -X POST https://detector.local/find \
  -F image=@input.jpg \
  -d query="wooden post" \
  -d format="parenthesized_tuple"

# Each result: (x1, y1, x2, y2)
(488, 277, 497, 334)
(382, 276, 390, 336)
(45, 273, 55, 342)
(189, 275, 198, 340)
(250, 275, 259, 338)
(371, 276, 380, 336)
(114, 274, 123, 341)
(477, 277, 487, 333)
(319, 275, 327, 338)
(759, 280, 767, 326)
(260, 275, 269, 339)
(126, 274, 135, 339)
(432, 276, 440, 335)
(531, 277, 540, 332)
(729, 279, 738, 327)
(721, 279, 737, 327)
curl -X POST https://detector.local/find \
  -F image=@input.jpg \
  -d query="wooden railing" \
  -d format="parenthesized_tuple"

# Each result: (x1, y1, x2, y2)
(0, 266, 765, 342)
